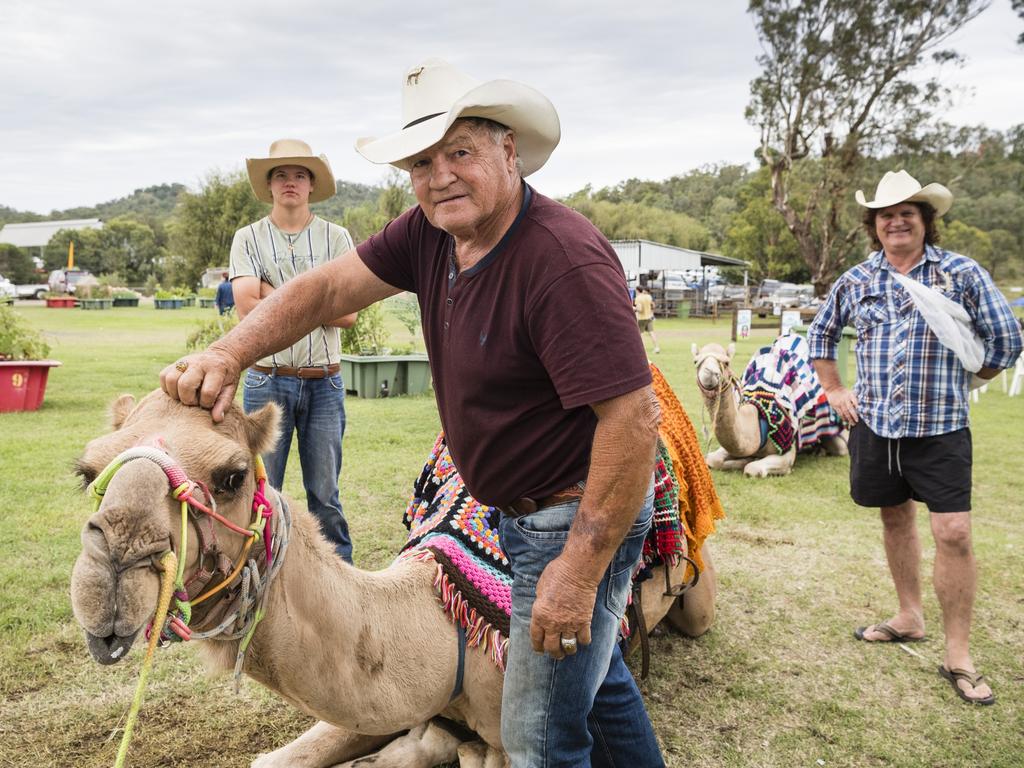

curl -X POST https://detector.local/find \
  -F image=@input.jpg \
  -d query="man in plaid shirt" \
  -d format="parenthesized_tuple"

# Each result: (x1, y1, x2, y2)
(809, 171, 1022, 706)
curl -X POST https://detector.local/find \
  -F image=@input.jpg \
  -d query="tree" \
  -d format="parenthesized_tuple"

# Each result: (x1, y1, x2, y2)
(722, 169, 807, 281)
(746, 0, 989, 294)
(1014, 0, 1024, 45)
(0, 244, 37, 284)
(44, 227, 102, 272)
(167, 172, 267, 287)
(342, 171, 415, 243)
(560, 191, 710, 250)
(942, 220, 994, 274)
(94, 218, 164, 284)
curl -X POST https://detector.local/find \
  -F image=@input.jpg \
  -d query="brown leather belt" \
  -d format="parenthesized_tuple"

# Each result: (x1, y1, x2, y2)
(498, 482, 586, 517)
(252, 364, 340, 379)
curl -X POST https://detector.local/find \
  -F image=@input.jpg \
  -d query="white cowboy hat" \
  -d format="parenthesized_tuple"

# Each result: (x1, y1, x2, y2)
(246, 139, 336, 204)
(355, 58, 561, 177)
(855, 170, 953, 217)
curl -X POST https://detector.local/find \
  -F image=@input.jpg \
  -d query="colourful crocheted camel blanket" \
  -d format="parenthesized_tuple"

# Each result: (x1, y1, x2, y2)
(740, 334, 843, 454)
(398, 364, 726, 670)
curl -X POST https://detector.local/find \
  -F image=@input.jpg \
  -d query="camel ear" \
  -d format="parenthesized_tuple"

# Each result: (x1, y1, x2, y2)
(243, 402, 281, 457)
(726, 343, 736, 361)
(109, 394, 136, 430)
(690, 343, 699, 361)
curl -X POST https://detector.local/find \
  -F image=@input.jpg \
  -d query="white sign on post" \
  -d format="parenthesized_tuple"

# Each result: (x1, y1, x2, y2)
(736, 309, 752, 339)
(781, 309, 801, 336)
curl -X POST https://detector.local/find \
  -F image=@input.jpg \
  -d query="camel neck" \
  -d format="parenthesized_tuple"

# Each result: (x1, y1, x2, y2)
(707, 386, 763, 457)
(202, 508, 452, 732)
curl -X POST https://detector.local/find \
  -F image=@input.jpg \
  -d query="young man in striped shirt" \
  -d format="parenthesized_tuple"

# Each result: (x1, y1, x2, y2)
(809, 171, 1022, 706)
(229, 139, 358, 562)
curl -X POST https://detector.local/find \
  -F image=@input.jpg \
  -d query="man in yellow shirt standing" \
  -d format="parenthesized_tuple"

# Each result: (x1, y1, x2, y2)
(634, 285, 660, 354)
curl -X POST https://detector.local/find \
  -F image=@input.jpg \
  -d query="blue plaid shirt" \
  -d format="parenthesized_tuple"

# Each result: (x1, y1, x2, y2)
(808, 245, 1022, 439)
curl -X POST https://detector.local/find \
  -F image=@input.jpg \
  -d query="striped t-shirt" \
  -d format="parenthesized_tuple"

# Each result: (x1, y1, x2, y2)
(229, 215, 354, 368)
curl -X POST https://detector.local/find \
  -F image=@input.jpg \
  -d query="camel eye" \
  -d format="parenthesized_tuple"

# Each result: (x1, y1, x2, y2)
(212, 467, 248, 496)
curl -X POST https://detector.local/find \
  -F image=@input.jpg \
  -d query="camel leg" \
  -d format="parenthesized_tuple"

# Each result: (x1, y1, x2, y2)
(663, 543, 717, 637)
(457, 740, 507, 768)
(743, 448, 795, 477)
(251, 720, 396, 768)
(335, 721, 464, 768)
(706, 447, 755, 472)
(821, 431, 849, 456)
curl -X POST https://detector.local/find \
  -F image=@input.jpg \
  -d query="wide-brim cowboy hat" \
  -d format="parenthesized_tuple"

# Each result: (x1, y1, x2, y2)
(246, 139, 336, 204)
(855, 169, 953, 217)
(355, 58, 561, 177)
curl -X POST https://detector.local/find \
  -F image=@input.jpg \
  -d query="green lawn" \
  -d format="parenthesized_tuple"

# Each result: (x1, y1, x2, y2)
(1, 301, 1021, 767)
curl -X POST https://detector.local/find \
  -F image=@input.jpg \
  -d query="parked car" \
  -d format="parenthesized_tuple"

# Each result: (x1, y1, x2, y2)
(48, 268, 96, 295)
(769, 284, 815, 308)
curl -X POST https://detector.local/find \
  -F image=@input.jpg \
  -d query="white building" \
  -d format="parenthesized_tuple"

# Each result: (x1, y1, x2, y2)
(0, 219, 104, 259)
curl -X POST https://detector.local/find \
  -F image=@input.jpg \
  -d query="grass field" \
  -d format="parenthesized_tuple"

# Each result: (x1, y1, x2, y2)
(1, 300, 1022, 768)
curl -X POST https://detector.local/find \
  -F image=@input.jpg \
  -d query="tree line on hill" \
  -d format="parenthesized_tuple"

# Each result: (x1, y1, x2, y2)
(1, 128, 1019, 291)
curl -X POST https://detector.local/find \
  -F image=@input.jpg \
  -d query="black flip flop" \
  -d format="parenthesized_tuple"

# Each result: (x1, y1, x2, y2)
(938, 665, 996, 705)
(853, 621, 925, 643)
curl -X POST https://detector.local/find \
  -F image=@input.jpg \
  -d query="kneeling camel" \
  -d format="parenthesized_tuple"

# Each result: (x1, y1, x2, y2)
(70, 390, 716, 767)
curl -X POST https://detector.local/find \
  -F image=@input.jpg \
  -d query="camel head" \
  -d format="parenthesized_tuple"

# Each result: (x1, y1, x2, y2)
(70, 390, 279, 665)
(691, 342, 736, 397)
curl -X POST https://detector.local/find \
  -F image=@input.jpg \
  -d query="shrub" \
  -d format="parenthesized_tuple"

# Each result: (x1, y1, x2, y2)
(341, 302, 389, 355)
(0, 304, 51, 360)
(186, 312, 238, 351)
(78, 284, 113, 299)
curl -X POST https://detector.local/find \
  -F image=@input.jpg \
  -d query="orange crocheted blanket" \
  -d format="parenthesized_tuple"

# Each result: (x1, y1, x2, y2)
(649, 363, 726, 574)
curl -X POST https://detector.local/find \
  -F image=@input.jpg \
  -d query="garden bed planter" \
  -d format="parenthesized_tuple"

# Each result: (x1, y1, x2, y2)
(113, 297, 140, 307)
(154, 298, 185, 309)
(45, 297, 77, 308)
(182, 296, 196, 308)
(339, 353, 431, 398)
(0, 360, 62, 412)
(79, 298, 113, 310)
(199, 297, 217, 309)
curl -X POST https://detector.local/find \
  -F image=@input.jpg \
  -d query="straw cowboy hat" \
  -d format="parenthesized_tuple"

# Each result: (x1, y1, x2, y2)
(246, 139, 336, 204)
(355, 58, 561, 177)
(855, 170, 953, 217)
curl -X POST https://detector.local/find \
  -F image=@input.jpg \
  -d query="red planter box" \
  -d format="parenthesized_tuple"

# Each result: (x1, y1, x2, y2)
(0, 360, 62, 412)
(45, 297, 77, 308)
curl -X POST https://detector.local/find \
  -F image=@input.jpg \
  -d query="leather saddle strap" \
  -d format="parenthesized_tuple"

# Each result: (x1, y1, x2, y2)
(628, 582, 651, 681)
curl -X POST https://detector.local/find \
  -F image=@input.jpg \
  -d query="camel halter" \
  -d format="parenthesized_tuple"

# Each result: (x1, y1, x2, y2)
(693, 350, 740, 452)
(87, 445, 292, 767)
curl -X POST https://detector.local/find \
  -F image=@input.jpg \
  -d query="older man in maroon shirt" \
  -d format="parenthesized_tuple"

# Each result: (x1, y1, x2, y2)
(162, 59, 664, 767)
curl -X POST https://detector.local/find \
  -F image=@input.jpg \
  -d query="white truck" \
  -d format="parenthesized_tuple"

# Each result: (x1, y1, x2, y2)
(16, 281, 49, 300)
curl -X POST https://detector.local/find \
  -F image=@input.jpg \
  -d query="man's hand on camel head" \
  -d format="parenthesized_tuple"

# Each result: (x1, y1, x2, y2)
(529, 554, 598, 660)
(160, 350, 241, 423)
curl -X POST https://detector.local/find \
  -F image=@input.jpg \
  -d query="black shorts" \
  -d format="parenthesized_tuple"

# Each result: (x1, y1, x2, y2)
(848, 422, 972, 513)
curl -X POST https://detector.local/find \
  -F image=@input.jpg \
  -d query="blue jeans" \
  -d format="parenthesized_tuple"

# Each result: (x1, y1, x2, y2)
(242, 369, 352, 562)
(498, 484, 664, 768)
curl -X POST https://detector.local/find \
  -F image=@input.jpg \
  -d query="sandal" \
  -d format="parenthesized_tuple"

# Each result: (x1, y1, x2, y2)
(853, 621, 925, 643)
(938, 665, 996, 705)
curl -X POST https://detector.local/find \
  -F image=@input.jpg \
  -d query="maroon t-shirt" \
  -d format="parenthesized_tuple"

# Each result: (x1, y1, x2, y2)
(357, 185, 651, 507)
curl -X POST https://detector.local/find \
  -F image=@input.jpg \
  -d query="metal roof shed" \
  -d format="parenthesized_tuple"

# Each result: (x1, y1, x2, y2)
(608, 239, 747, 273)
(0, 219, 103, 250)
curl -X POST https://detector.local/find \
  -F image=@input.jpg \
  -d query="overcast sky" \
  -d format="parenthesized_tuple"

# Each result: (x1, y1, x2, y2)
(3, 1, 1021, 215)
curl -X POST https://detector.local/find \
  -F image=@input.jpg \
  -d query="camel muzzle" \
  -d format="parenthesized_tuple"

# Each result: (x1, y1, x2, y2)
(84, 628, 140, 665)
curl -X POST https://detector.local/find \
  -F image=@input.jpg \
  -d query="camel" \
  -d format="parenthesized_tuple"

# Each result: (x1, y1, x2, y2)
(692, 337, 848, 478)
(70, 390, 717, 767)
